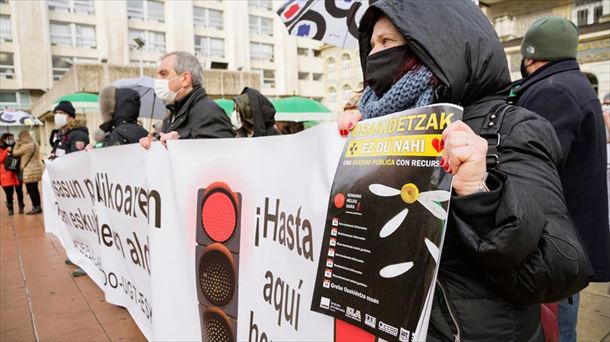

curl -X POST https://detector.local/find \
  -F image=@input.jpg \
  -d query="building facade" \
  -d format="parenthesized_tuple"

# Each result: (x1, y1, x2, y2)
(482, 0, 609, 96)
(320, 45, 362, 115)
(320, 0, 610, 114)
(0, 0, 325, 112)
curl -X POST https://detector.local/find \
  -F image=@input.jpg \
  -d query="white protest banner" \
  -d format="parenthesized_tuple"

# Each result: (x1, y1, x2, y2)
(43, 143, 192, 340)
(44, 116, 455, 341)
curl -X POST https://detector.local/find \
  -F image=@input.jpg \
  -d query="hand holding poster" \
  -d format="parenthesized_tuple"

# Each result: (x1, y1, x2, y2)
(312, 104, 463, 342)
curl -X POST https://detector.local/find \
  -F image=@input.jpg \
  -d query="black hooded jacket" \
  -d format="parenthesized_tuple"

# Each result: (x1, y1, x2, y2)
(162, 85, 235, 139)
(359, 1, 589, 341)
(233, 87, 280, 137)
(99, 87, 148, 147)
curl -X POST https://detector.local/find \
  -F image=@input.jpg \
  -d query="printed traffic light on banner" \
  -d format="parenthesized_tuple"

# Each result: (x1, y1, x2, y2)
(196, 182, 241, 342)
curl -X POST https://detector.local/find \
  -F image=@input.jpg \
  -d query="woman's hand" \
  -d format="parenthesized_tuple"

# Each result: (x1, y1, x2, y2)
(441, 121, 488, 196)
(338, 109, 363, 136)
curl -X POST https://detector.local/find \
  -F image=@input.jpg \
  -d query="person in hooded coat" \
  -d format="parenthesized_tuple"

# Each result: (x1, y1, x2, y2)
(232, 87, 280, 137)
(98, 85, 148, 147)
(338, 1, 590, 340)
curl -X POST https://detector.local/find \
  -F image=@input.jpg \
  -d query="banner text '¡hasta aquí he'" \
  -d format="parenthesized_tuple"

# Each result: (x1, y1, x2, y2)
(352, 112, 455, 138)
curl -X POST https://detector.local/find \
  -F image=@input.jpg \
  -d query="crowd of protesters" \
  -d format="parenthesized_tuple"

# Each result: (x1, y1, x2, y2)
(1, 1, 609, 341)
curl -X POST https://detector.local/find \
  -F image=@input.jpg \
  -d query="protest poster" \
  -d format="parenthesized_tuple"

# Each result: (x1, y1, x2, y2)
(311, 104, 463, 342)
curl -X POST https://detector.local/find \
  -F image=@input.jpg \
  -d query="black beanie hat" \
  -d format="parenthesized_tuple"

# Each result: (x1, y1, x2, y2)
(53, 100, 76, 118)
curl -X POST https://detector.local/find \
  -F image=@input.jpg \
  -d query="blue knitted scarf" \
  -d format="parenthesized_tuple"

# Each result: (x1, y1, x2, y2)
(359, 65, 435, 119)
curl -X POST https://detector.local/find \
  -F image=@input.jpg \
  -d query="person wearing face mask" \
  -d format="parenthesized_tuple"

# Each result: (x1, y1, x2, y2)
(93, 85, 148, 148)
(338, 1, 590, 340)
(139, 51, 234, 149)
(10, 130, 44, 215)
(508, 17, 609, 342)
(50, 100, 90, 158)
(232, 87, 280, 137)
(0, 133, 24, 215)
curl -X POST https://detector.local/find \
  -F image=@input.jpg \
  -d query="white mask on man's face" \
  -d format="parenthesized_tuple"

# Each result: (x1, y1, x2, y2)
(154, 74, 184, 104)
(54, 113, 68, 127)
(231, 110, 242, 129)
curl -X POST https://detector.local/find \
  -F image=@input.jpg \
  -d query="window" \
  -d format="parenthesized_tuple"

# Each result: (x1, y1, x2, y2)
(0, 15, 11, 42)
(50, 21, 97, 48)
(250, 42, 274, 62)
(298, 72, 309, 80)
(341, 54, 351, 70)
(297, 48, 308, 56)
(327, 57, 336, 73)
(50, 21, 72, 46)
(577, 9, 588, 26)
(128, 29, 166, 52)
(574, 1, 605, 26)
(193, 7, 223, 30)
(195, 36, 225, 59)
(51, 56, 96, 80)
(127, 0, 164, 22)
(328, 87, 337, 103)
(313, 50, 321, 57)
(313, 73, 322, 81)
(593, 6, 603, 23)
(48, 0, 95, 15)
(0, 91, 17, 110)
(0, 91, 32, 111)
(342, 84, 352, 101)
(0, 52, 15, 80)
(75, 24, 96, 47)
(249, 0, 272, 10)
(0, 0, 8, 4)
(254, 68, 275, 87)
(262, 69, 275, 88)
(129, 59, 157, 68)
(249, 15, 273, 36)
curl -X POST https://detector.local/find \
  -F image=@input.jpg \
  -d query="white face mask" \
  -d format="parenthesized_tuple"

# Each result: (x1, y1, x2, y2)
(231, 110, 242, 129)
(54, 113, 68, 127)
(154, 74, 184, 104)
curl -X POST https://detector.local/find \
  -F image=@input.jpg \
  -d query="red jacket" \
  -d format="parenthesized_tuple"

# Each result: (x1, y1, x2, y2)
(0, 147, 20, 187)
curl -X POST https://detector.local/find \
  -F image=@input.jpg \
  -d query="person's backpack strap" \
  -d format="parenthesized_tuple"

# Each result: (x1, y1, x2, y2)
(479, 103, 513, 170)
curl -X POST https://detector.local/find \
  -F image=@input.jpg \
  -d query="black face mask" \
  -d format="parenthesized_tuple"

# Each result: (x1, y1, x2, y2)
(365, 45, 407, 97)
(520, 58, 529, 78)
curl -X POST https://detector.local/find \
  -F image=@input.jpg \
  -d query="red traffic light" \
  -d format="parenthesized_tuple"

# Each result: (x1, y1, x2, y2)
(201, 182, 239, 243)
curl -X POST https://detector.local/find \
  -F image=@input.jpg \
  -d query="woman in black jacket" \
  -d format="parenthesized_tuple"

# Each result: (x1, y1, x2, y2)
(338, 1, 590, 340)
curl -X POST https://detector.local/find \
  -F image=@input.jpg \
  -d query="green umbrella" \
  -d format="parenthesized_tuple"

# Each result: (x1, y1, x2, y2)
(272, 96, 336, 122)
(214, 98, 234, 116)
(52, 92, 99, 112)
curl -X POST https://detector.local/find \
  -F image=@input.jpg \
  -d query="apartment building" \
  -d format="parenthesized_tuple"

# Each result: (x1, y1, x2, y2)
(320, 0, 610, 113)
(0, 0, 325, 112)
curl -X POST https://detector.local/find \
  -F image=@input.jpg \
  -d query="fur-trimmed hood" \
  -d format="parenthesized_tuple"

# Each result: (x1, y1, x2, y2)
(65, 118, 88, 130)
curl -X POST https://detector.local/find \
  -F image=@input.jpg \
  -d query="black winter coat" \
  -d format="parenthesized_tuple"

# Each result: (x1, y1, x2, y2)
(51, 119, 89, 156)
(359, 1, 590, 341)
(100, 87, 149, 147)
(513, 60, 610, 281)
(162, 85, 235, 139)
